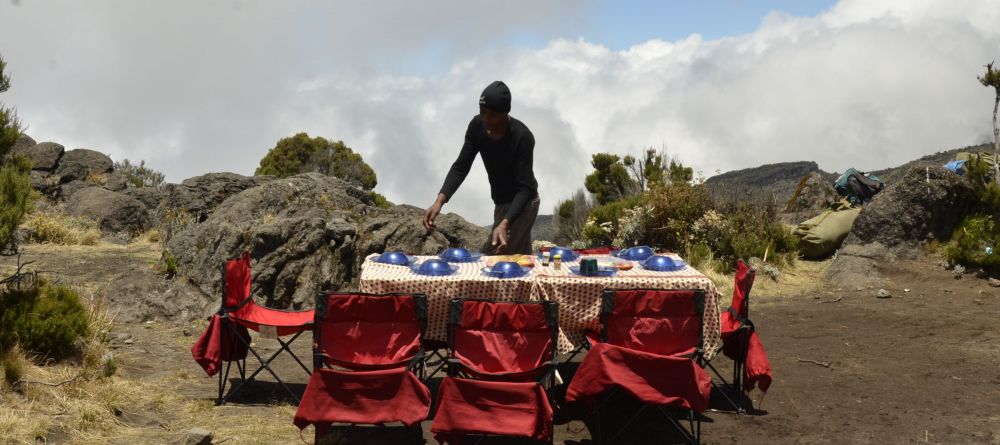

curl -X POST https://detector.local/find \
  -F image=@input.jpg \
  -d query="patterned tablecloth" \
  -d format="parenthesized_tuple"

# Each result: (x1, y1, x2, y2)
(359, 254, 723, 359)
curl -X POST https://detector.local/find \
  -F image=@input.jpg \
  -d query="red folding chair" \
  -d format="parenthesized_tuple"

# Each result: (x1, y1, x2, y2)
(705, 259, 772, 413)
(565, 288, 712, 445)
(192, 251, 314, 405)
(294, 292, 432, 444)
(431, 298, 559, 444)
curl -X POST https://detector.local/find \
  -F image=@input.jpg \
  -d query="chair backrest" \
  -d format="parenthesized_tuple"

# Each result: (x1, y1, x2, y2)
(601, 288, 704, 356)
(222, 251, 252, 310)
(314, 292, 426, 367)
(448, 299, 558, 375)
(731, 259, 756, 320)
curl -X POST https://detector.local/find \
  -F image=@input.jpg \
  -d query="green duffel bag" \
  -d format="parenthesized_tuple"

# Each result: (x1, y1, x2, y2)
(793, 205, 862, 259)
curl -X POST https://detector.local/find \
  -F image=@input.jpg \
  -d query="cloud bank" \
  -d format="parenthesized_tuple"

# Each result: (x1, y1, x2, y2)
(2, 0, 999, 222)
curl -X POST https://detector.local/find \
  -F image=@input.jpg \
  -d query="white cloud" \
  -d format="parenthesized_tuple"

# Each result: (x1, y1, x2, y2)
(2, 0, 1000, 225)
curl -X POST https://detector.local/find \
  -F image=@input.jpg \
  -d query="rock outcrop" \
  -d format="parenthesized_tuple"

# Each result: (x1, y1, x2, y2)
(167, 173, 488, 310)
(827, 165, 974, 287)
(54, 148, 114, 183)
(16, 141, 64, 172)
(65, 187, 151, 234)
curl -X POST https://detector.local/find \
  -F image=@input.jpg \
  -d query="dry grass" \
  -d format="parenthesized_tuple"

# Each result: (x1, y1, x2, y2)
(21, 210, 101, 246)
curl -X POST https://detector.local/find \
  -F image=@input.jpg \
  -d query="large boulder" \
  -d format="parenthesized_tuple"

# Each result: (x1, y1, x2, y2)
(784, 171, 838, 215)
(842, 165, 974, 249)
(827, 165, 975, 287)
(59, 180, 99, 200)
(158, 172, 273, 222)
(167, 173, 488, 309)
(65, 187, 151, 234)
(15, 141, 64, 172)
(54, 148, 113, 183)
(10, 133, 36, 154)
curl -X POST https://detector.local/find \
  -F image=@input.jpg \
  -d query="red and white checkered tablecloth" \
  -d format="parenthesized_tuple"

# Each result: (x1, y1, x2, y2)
(359, 254, 723, 359)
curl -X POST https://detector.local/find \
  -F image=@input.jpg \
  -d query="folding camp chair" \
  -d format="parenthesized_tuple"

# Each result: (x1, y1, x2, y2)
(704, 259, 772, 413)
(294, 292, 432, 444)
(210, 252, 314, 405)
(565, 288, 712, 445)
(431, 298, 559, 444)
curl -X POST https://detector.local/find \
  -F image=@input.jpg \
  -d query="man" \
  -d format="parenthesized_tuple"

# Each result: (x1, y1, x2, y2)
(422, 80, 540, 255)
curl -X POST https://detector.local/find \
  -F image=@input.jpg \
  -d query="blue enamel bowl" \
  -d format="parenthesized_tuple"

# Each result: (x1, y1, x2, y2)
(536, 246, 580, 262)
(373, 251, 416, 266)
(411, 259, 459, 276)
(642, 255, 687, 272)
(439, 247, 482, 263)
(481, 261, 528, 279)
(616, 245, 655, 261)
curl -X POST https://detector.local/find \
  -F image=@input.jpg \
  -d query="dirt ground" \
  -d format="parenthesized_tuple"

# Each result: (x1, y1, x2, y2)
(4, 243, 1000, 444)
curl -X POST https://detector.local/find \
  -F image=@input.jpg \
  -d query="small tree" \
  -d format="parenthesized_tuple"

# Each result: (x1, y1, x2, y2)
(584, 153, 638, 205)
(552, 188, 593, 244)
(0, 55, 30, 254)
(979, 61, 1000, 183)
(623, 147, 667, 192)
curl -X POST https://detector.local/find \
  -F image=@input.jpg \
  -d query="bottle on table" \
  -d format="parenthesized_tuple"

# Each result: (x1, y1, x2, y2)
(553, 254, 562, 270)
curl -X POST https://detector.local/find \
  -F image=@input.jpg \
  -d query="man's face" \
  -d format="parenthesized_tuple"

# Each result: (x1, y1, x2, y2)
(480, 106, 508, 134)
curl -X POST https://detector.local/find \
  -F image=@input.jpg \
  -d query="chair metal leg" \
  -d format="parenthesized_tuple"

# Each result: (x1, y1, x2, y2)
(221, 334, 302, 404)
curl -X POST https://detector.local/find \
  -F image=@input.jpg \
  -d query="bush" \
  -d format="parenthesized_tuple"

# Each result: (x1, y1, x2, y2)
(0, 155, 32, 252)
(114, 158, 165, 188)
(1, 283, 91, 361)
(371, 191, 392, 209)
(256, 133, 377, 190)
(582, 195, 645, 247)
(712, 204, 799, 272)
(161, 250, 178, 278)
(644, 182, 714, 252)
(943, 157, 1000, 272)
(156, 208, 195, 245)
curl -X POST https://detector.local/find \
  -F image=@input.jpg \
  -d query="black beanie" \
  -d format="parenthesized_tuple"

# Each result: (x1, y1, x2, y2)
(479, 81, 511, 114)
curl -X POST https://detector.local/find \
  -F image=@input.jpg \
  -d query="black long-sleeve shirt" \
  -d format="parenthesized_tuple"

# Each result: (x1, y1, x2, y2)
(439, 115, 538, 222)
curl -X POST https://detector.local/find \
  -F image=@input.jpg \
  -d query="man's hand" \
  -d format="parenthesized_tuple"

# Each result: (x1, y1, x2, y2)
(423, 194, 447, 231)
(491, 219, 510, 253)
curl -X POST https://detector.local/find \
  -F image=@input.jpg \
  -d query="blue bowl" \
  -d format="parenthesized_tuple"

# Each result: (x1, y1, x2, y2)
(616, 245, 655, 261)
(569, 265, 617, 277)
(373, 251, 417, 266)
(411, 259, 459, 276)
(536, 246, 580, 262)
(642, 255, 687, 272)
(481, 261, 528, 279)
(439, 247, 482, 263)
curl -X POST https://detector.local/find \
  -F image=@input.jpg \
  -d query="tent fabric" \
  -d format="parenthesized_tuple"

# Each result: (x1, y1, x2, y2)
(293, 367, 431, 435)
(565, 342, 711, 412)
(431, 376, 553, 444)
(318, 293, 422, 368)
(603, 289, 702, 357)
(191, 314, 250, 376)
(944, 160, 967, 176)
(453, 300, 553, 378)
(793, 205, 862, 259)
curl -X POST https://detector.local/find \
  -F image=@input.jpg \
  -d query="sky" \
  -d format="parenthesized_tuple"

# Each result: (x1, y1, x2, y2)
(1, 0, 999, 223)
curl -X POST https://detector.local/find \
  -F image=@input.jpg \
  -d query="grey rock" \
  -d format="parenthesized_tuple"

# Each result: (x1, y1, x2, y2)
(28, 170, 60, 198)
(168, 173, 487, 309)
(106, 272, 214, 323)
(54, 148, 113, 183)
(158, 172, 272, 222)
(989, 278, 1000, 288)
(59, 180, 98, 200)
(184, 427, 213, 445)
(102, 173, 128, 192)
(784, 171, 839, 215)
(10, 133, 36, 155)
(123, 186, 164, 211)
(65, 187, 151, 235)
(825, 243, 890, 288)
(875, 289, 892, 298)
(15, 141, 64, 172)
(844, 165, 974, 250)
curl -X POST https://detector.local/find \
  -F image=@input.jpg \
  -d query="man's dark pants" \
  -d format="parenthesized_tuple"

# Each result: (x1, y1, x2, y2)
(481, 196, 540, 255)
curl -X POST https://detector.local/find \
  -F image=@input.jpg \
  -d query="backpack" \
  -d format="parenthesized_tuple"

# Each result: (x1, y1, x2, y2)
(834, 168, 884, 205)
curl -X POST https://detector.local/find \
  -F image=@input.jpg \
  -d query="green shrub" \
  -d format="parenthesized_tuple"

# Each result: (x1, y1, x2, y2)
(685, 241, 713, 268)
(644, 182, 714, 252)
(114, 158, 165, 188)
(371, 191, 392, 209)
(161, 250, 178, 278)
(1, 283, 90, 361)
(582, 195, 645, 247)
(0, 155, 32, 252)
(256, 133, 377, 190)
